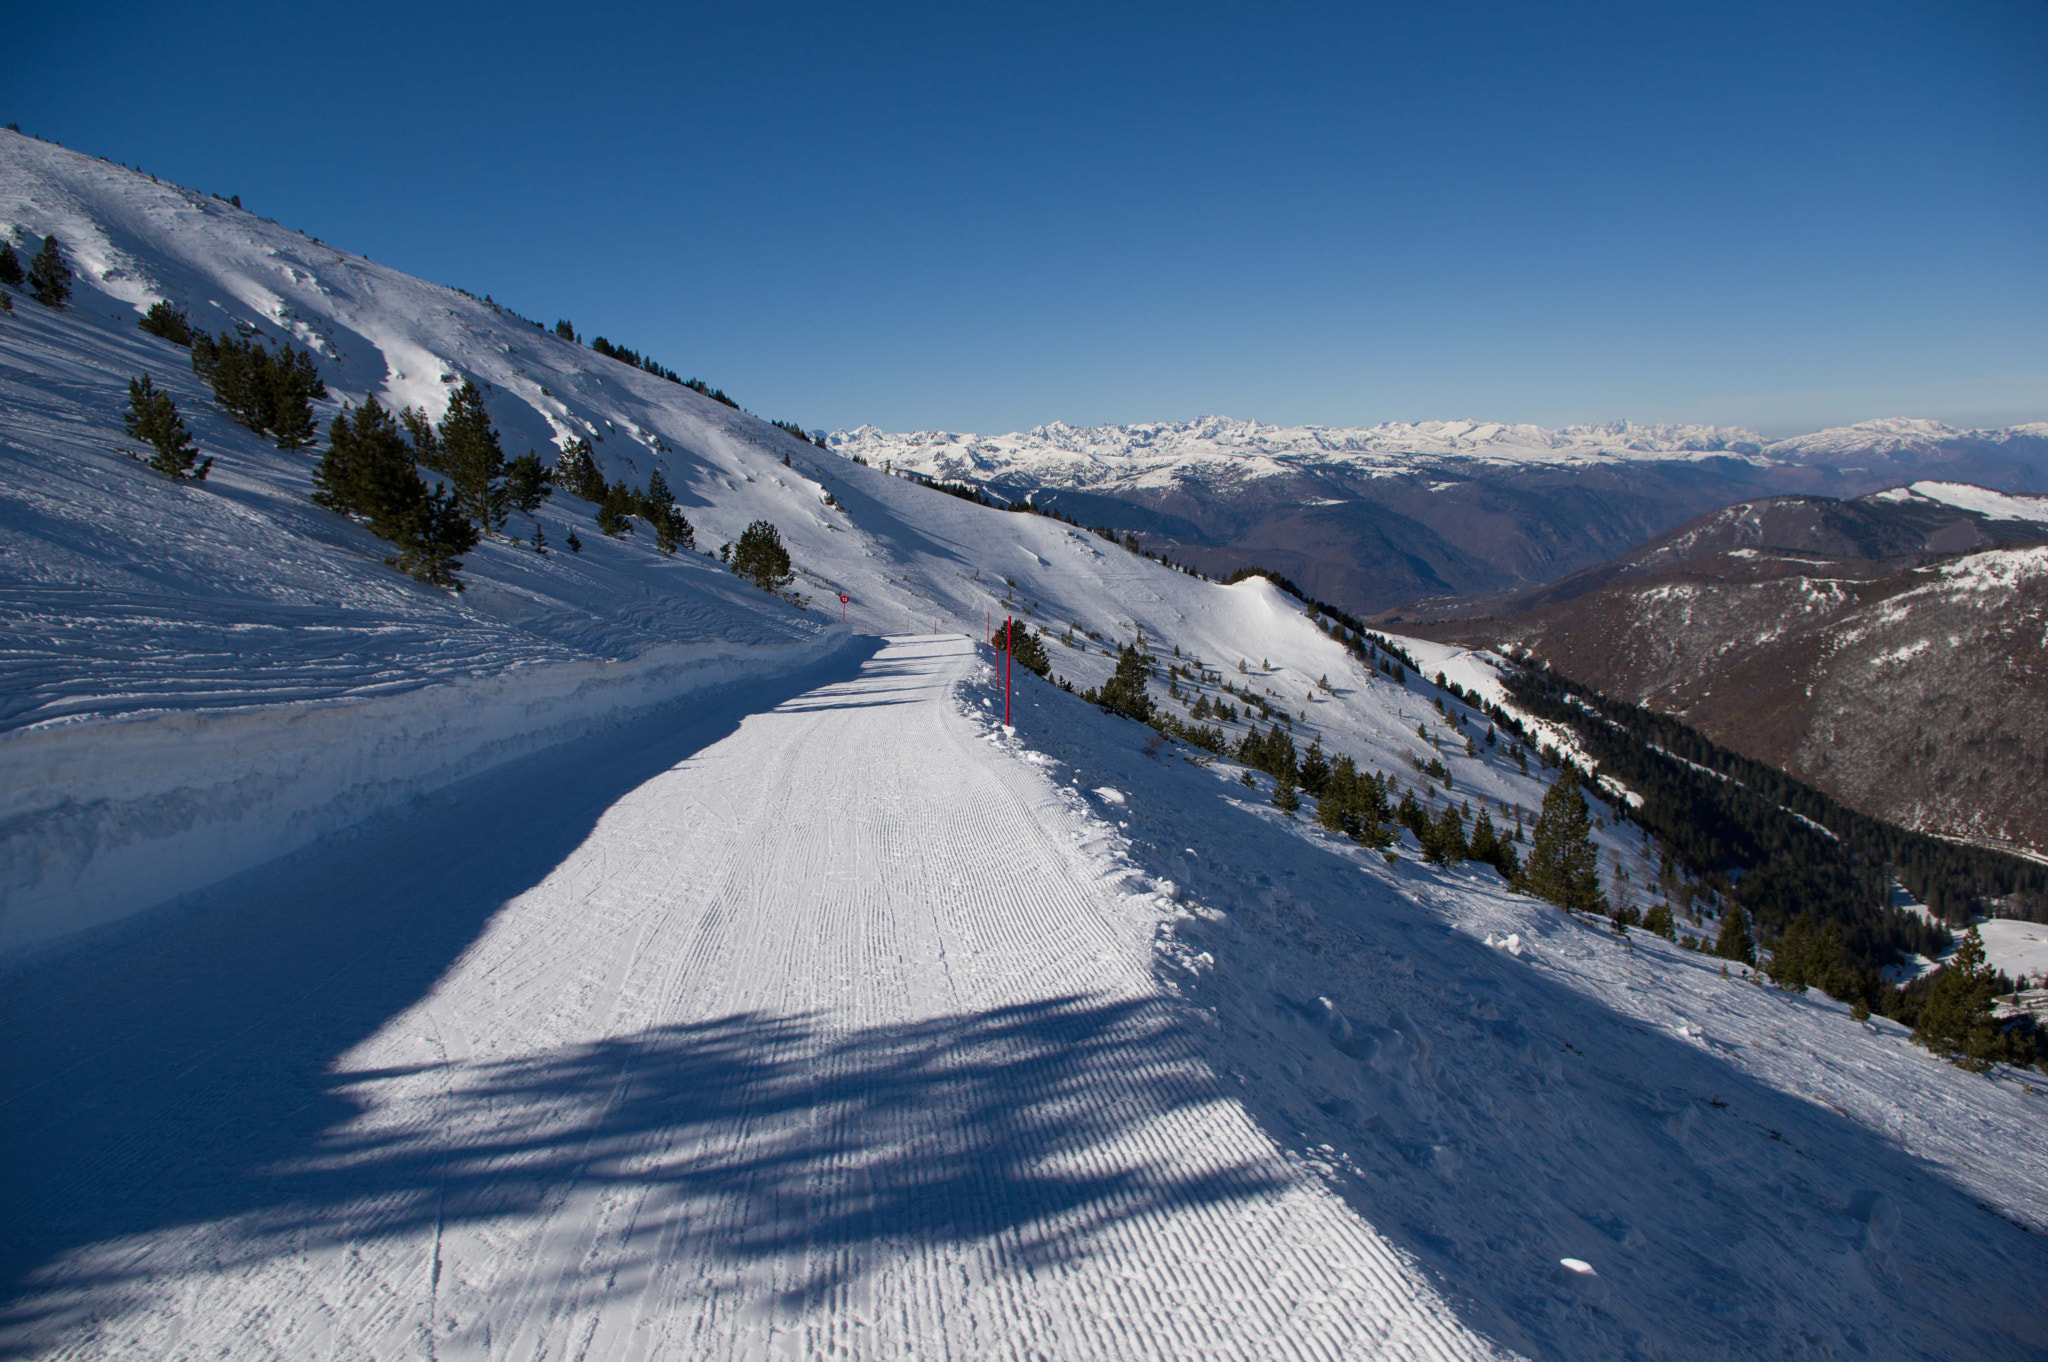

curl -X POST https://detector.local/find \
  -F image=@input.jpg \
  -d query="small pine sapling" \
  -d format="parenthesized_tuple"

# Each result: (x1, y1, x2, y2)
(566, 527, 582, 553)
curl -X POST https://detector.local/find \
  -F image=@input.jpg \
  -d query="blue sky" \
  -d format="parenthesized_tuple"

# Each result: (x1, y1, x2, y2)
(17, 1, 2047, 435)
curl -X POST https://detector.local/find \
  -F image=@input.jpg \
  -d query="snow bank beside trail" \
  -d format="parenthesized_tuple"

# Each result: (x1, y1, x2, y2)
(0, 633, 855, 958)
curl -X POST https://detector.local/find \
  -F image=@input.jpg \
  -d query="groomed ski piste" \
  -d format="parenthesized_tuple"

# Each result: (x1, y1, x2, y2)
(4, 130, 2047, 1358)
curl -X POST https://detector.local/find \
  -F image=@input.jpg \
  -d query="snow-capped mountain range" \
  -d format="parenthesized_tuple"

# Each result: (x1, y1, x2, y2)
(830, 415, 2048, 617)
(830, 414, 2048, 492)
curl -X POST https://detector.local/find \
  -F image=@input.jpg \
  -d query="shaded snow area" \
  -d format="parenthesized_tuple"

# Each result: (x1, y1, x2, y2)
(6, 130, 2048, 1358)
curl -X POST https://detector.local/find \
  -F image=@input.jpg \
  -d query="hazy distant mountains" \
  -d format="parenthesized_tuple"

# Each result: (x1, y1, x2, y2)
(832, 417, 2048, 616)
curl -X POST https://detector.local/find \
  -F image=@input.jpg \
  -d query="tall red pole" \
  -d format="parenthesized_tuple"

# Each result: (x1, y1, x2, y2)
(1004, 616, 1012, 726)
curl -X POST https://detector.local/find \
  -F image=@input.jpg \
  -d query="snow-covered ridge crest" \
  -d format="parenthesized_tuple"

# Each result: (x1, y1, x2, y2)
(828, 415, 1774, 489)
(831, 413, 2048, 492)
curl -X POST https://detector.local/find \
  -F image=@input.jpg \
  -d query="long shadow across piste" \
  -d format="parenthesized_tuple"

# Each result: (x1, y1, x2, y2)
(0, 635, 1281, 1352)
(1, 644, 895, 1325)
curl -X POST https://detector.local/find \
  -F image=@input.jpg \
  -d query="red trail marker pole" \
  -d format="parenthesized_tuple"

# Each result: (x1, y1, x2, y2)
(1004, 616, 1013, 726)
(838, 591, 849, 622)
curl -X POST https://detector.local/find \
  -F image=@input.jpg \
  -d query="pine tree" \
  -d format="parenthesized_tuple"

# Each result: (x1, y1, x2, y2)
(1424, 803, 1467, 865)
(531, 522, 549, 556)
(640, 467, 673, 519)
(554, 436, 606, 501)
(1299, 738, 1331, 797)
(996, 622, 1052, 678)
(1643, 900, 1676, 940)
(1518, 772, 1607, 912)
(1911, 927, 2023, 1070)
(192, 332, 268, 431)
(596, 481, 637, 536)
(438, 381, 507, 533)
(1714, 906, 1756, 966)
(27, 235, 70, 307)
(1272, 770, 1301, 815)
(654, 506, 695, 555)
(315, 398, 431, 544)
(138, 301, 194, 346)
(263, 346, 325, 449)
(400, 405, 444, 473)
(566, 527, 582, 553)
(731, 519, 794, 592)
(125, 374, 210, 479)
(554, 319, 577, 341)
(389, 485, 480, 589)
(505, 450, 554, 514)
(1086, 641, 1155, 723)
(0, 241, 22, 289)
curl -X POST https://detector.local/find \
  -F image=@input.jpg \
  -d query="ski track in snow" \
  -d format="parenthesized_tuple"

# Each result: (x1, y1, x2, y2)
(0, 637, 1500, 1361)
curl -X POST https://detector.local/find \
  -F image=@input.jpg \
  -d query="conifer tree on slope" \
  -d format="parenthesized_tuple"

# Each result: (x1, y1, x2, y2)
(730, 519, 794, 592)
(316, 398, 426, 540)
(1087, 641, 1154, 724)
(438, 381, 507, 533)
(0, 240, 23, 289)
(1715, 904, 1757, 966)
(1518, 771, 1607, 912)
(27, 235, 70, 308)
(1912, 926, 2029, 1070)
(125, 374, 210, 480)
(504, 450, 554, 515)
(263, 346, 325, 449)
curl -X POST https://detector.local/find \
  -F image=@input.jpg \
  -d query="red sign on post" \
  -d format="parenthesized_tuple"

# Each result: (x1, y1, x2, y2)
(838, 592, 849, 622)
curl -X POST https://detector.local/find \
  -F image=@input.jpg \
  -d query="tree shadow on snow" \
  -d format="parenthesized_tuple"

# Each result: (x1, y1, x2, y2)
(1043, 704, 2048, 1360)
(0, 639, 1178, 1340)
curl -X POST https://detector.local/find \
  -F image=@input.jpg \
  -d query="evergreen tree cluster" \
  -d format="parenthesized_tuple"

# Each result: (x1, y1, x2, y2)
(1496, 663, 2045, 1031)
(1315, 756, 1399, 848)
(124, 374, 210, 480)
(313, 397, 478, 588)
(585, 335, 741, 411)
(768, 418, 829, 451)
(0, 240, 23, 290)
(1904, 927, 2039, 1070)
(190, 330, 326, 448)
(549, 439, 695, 552)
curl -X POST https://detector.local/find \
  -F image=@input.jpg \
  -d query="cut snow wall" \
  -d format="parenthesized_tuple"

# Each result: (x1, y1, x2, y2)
(0, 635, 855, 958)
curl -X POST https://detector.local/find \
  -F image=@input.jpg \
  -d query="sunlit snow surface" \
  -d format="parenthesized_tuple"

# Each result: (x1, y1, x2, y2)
(4, 130, 2048, 1360)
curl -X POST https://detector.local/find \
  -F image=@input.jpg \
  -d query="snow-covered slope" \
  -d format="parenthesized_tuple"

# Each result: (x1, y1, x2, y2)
(1875, 479, 2048, 522)
(6, 130, 2048, 1359)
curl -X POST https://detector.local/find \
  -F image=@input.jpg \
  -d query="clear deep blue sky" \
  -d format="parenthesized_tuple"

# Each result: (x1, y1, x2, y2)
(17, 1, 2047, 435)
